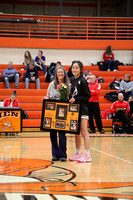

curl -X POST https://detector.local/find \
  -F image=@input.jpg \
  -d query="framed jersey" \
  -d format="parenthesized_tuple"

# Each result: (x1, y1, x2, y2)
(41, 99, 81, 134)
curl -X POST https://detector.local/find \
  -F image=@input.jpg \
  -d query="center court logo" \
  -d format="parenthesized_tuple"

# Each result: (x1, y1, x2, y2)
(0, 158, 133, 199)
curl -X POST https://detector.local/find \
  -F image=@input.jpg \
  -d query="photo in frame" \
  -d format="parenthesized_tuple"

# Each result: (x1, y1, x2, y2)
(69, 105, 79, 112)
(70, 120, 78, 131)
(56, 105, 68, 120)
(55, 121, 66, 129)
(46, 103, 55, 110)
(41, 99, 81, 134)
(44, 117, 52, 128)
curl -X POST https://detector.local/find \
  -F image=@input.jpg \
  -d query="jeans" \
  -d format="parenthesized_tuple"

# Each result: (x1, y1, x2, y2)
(25, 77, 40, 89)
(35, 64, 46, 75)
(4, 73, 19, 89)
(105, 60, 118, 71)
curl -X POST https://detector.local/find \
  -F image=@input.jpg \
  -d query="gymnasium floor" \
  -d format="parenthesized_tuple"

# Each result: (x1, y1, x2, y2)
(0, 132, 133, 200)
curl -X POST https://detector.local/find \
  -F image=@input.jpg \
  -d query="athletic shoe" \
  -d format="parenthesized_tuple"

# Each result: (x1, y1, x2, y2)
(76, 154, 92, 163)
(69, 152, 82, 161)
(100, 129, 105, 134)
(52, 157, 60, 161)
(60, 157, 67, 162)
(89, 130, 95, 133)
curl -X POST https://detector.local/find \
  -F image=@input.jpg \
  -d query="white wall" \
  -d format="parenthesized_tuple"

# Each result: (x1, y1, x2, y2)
(0, 47, 132, 65)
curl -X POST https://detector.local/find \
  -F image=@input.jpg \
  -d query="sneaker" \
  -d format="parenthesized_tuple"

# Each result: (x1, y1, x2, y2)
(69, 152, 82, 161)
(76, 154, 92, 163)
(113, 69, 118, 71)
(107, 69, 110, 71)
(52, 157, 60, 161)
(100, 129, 105, 134)
(60, 157, 67, 162)
(89, 130, 95, 133)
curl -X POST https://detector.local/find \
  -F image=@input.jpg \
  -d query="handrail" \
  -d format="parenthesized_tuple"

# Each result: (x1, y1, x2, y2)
(0, 14, 133, 40)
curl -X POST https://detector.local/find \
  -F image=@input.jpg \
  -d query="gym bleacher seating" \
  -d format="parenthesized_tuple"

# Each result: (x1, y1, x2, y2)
(0, 64, 133, 132)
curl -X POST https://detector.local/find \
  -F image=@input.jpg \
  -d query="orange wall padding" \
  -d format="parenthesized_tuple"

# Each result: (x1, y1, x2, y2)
(0, 37, 133, 50)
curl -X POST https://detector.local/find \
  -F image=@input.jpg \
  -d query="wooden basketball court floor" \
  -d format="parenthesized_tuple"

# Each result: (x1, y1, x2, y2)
(0, 132, 133, 200)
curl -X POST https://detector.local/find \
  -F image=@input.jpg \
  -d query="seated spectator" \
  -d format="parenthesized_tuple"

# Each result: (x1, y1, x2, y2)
(103, 46, 118, 71)
(4, 90, 19, 107)
(35, 50, 46, 76)
(25, 61, 40, 89)
(119, 74, 133, 101)
(110, 93, 133, 134)
(47, 61, 62, 82)
(3, 61, 20, 89)
(84, 70, 92, 83)
(128, 96, 133, 118)
(23, 51, 33, 70)
(84, 70, 99, 83)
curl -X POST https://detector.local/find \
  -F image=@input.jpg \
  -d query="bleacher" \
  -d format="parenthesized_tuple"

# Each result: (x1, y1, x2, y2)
(1, 64, 133, 132)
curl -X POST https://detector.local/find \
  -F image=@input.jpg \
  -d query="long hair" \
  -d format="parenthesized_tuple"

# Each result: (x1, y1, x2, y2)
(71, 60, 83, 74)
(53, 65, 70, 89)
(24, 51, 32, 64)
(106, 46, 112, 55)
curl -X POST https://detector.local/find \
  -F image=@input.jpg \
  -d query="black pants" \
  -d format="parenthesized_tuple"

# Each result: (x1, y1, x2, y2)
(50, 130, 67, 159)
(88, 102, 103, 132)
(115, 110, 131, 132)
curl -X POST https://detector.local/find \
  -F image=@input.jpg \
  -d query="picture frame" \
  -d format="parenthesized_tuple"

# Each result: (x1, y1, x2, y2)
(41, 99, 81, 134)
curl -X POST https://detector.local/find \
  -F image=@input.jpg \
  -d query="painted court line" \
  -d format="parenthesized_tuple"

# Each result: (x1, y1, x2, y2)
(90, 147, 133, 165)
(68, 138, 133, 165)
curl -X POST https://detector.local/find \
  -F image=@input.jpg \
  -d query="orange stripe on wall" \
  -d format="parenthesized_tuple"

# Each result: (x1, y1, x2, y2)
(0, 37, 133, 49)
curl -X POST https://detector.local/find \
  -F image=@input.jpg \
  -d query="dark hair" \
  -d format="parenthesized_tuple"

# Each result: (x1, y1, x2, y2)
(38, 50, 43, 54)
(56, 61, 61, 65)
(106, 46, 112, 55)
(11, 90, 17, 97)
(71, 60, 83, 74)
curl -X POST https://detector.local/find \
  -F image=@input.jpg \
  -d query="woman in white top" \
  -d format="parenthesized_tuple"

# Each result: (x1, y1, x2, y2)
(44, 66, 70, 162)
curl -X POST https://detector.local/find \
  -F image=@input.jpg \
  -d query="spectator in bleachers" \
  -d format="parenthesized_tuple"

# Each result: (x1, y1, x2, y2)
(43, 65, 70, 162)
(47, 61, 62, 82)
(119, 74, 133, 101)
(111, 93, 132, 134)
(25, 60, 40, 89)
(35, 50, 46, 76)
(84, 70, 92, 83)
(3, 61, 20, 89)
(4, 90, 19, 107)
(88, 75, 105, 134)
(103, 46, 118, 71)
(23, 51, 33, 70)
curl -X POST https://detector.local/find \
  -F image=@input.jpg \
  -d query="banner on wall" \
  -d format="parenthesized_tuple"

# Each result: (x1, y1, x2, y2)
(0, 108, 22, 133)
(41, 99, 81, 134)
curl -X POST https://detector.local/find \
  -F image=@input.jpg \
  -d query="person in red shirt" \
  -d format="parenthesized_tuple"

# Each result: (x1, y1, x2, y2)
(88, 75, 105, 133)
(111, 93, 132, 134)
(103, 46, 118, 71)
(4, 90, 19, 107)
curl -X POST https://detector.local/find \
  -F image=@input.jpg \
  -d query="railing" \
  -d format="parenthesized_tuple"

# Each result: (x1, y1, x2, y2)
(0, 14, 133, 40)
